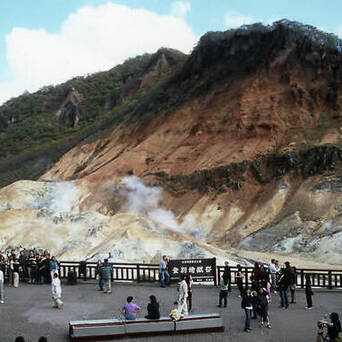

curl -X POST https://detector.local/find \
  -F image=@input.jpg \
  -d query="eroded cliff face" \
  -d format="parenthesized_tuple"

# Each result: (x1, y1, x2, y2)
(1, 21, 342, 265)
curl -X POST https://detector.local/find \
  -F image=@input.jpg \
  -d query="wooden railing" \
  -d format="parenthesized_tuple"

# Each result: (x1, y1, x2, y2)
(59, 261, 342, 289)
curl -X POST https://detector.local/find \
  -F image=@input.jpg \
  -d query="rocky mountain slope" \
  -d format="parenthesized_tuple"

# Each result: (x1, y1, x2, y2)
(1, 20, 342, 265)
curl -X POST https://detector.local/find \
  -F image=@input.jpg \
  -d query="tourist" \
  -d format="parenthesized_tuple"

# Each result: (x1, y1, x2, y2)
(38, 337, 48, 342)
(159, 255, 170, 288)
(145, 295, 160, 319)
(38, 254, 47, 284)
(169, 301, 184, 321)
(223, 261, 232, 292)
(305, 274, 313, 309)
(18, 250, 27, 279)
(49, 256, 59, 294)
(256, 287, 271, 328)
(278, 266, 290, 309)
(14, 337, 25, 342)
(217, 274, 229, 308)
(250, 262, 260, 291)
(289, 266, 297, 304)
(120, 296, 140, 320)
(251, 290, 258, 319)
(26, 251, 37, 284)
(8, 255, 14, 286)
(327, 312, 341, 342)
(269, 259, 277, 293)
(0, 266, 4, 304)
(0, 252, 6, 275)
(100, 259, 112, 294)
(13, 257, 20, 287)
(177, 274, 188, 316)
(185, 274, 193, 312)
(236, 264, 244, 297)
(52, 273, 63, 309)
(95, 259, 103, 291)
(241, 287, 253, 332)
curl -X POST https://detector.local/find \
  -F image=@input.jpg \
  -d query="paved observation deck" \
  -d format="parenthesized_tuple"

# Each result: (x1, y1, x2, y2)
(1, 281, 342, 341)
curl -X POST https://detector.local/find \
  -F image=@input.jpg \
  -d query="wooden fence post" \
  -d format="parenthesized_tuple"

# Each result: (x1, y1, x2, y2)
(328, 271, 332, 289)
(300, 269, 305, 289)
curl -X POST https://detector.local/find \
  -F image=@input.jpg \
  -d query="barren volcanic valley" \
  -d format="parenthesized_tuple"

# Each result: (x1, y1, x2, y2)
(2, 20, 342, 267)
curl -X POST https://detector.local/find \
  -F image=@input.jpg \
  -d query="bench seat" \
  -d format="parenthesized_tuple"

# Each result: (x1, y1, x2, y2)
(69, 313, 224, 341)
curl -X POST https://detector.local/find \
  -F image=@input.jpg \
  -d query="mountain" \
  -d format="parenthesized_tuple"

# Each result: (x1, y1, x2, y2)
(1, 20, 342, 265)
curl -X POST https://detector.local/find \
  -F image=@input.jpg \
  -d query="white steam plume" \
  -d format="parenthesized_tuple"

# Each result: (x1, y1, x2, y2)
(121, 176, 190, 232)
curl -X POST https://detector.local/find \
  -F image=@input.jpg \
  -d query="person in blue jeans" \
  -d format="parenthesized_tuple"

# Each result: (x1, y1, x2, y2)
(159, 255, 170, 288)
(277, 268, 289, 308)
(241, 287, 253, 332)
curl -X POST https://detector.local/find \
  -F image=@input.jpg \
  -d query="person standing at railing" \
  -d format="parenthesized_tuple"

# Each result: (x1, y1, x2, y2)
(223, 261, 232, 292)
(305, 274, 313, 310)
(236, 265, 244, 297)
(95, 259, 103, 291)
(268, 259, 277, 293)
(0, 267, 4, 304)
(289, 266, 297, 304)
(159, 255, 170, 288)
(100, 259, 112, 294)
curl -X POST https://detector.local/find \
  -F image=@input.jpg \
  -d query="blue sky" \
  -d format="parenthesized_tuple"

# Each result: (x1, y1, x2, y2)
(0, 0, 342, 103)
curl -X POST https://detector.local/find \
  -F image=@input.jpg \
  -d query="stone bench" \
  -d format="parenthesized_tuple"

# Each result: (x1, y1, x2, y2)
(69, 313, 224, 341)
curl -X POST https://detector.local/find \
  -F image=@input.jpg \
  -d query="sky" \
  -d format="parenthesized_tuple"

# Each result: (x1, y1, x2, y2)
(0, 0, 342, 104)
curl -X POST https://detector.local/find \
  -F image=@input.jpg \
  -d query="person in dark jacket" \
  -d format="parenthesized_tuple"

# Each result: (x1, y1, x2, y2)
(236, 264, 244, 297)
(305, 274, 313, 309)
(241, 287, 253, 332)
(223, 261, 232, 292)
(100, 259, 112, 294)
(277, 267, 290, 309)
(327, 312, 342, 342)
(251, 262, 261, 291)
(95, 260, 103, 291)
(256, 287, 271, 328)
(145, 295, 160, 319)
(289, 266, 297, 304)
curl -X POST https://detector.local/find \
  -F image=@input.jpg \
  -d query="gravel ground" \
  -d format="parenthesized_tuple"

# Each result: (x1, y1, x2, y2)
(1, 281, 342, 342)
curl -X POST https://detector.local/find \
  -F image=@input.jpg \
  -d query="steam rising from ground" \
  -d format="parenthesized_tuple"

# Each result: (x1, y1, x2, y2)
(48, 181, 78, 214)
(121, 176, 189, 232)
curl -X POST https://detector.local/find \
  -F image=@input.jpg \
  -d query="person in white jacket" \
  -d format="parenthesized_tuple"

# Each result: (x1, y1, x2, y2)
(0, 269, 4, 304)
(52, 273, 63, 309)
(177, 274, 188, 316)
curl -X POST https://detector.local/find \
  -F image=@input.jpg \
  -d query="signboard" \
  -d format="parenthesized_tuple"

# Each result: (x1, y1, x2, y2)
(168, 258, 217, 284)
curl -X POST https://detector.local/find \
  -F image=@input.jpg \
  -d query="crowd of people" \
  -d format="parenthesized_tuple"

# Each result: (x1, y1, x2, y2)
(1, 251, 341, 341)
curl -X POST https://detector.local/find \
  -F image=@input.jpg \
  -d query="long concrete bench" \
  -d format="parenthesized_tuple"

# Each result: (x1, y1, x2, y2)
(69, 313, 224, 341)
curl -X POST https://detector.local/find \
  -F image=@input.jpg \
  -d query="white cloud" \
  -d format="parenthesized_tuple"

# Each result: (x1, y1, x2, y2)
(0, 3, 197, 104)
(171, 1, 191, 17)
(224, 11, 254, 29)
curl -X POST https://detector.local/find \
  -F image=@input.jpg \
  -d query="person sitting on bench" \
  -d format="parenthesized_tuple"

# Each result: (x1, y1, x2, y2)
(145, 295, 160, 319)
(121, 296, 141, 320)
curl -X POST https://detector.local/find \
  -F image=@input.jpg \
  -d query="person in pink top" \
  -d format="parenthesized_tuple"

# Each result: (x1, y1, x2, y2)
(120, 296, 141, 320)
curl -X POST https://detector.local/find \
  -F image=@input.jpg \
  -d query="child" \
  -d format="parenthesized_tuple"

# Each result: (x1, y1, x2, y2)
(305, 274, 313, 309)
(121, 296, 141, 320)
(169, 301, 184, 321)
(217, 274, 229, 308)
(251, 290, 258, 319)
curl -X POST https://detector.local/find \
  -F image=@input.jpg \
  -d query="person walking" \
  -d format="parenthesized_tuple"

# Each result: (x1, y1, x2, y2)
(236, 265, 244, 297)
(217, 274, 229, 308)
(159, 255, 170, 288)
(305, 274, 313, 309)
(13, 257, 20, 287)
(100, 259, 112, 294)
(177, 274, 188, 316)
(145, 295, 160, 319)
(52, 273, 63, 309)
(120, 296, 140, 320)
(256, 287, 271, 328)
(49, 256, 59, 294)
(0, 267, 4, 304)
(185, 274, 193, 312)
(241, 287, 253, 332)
